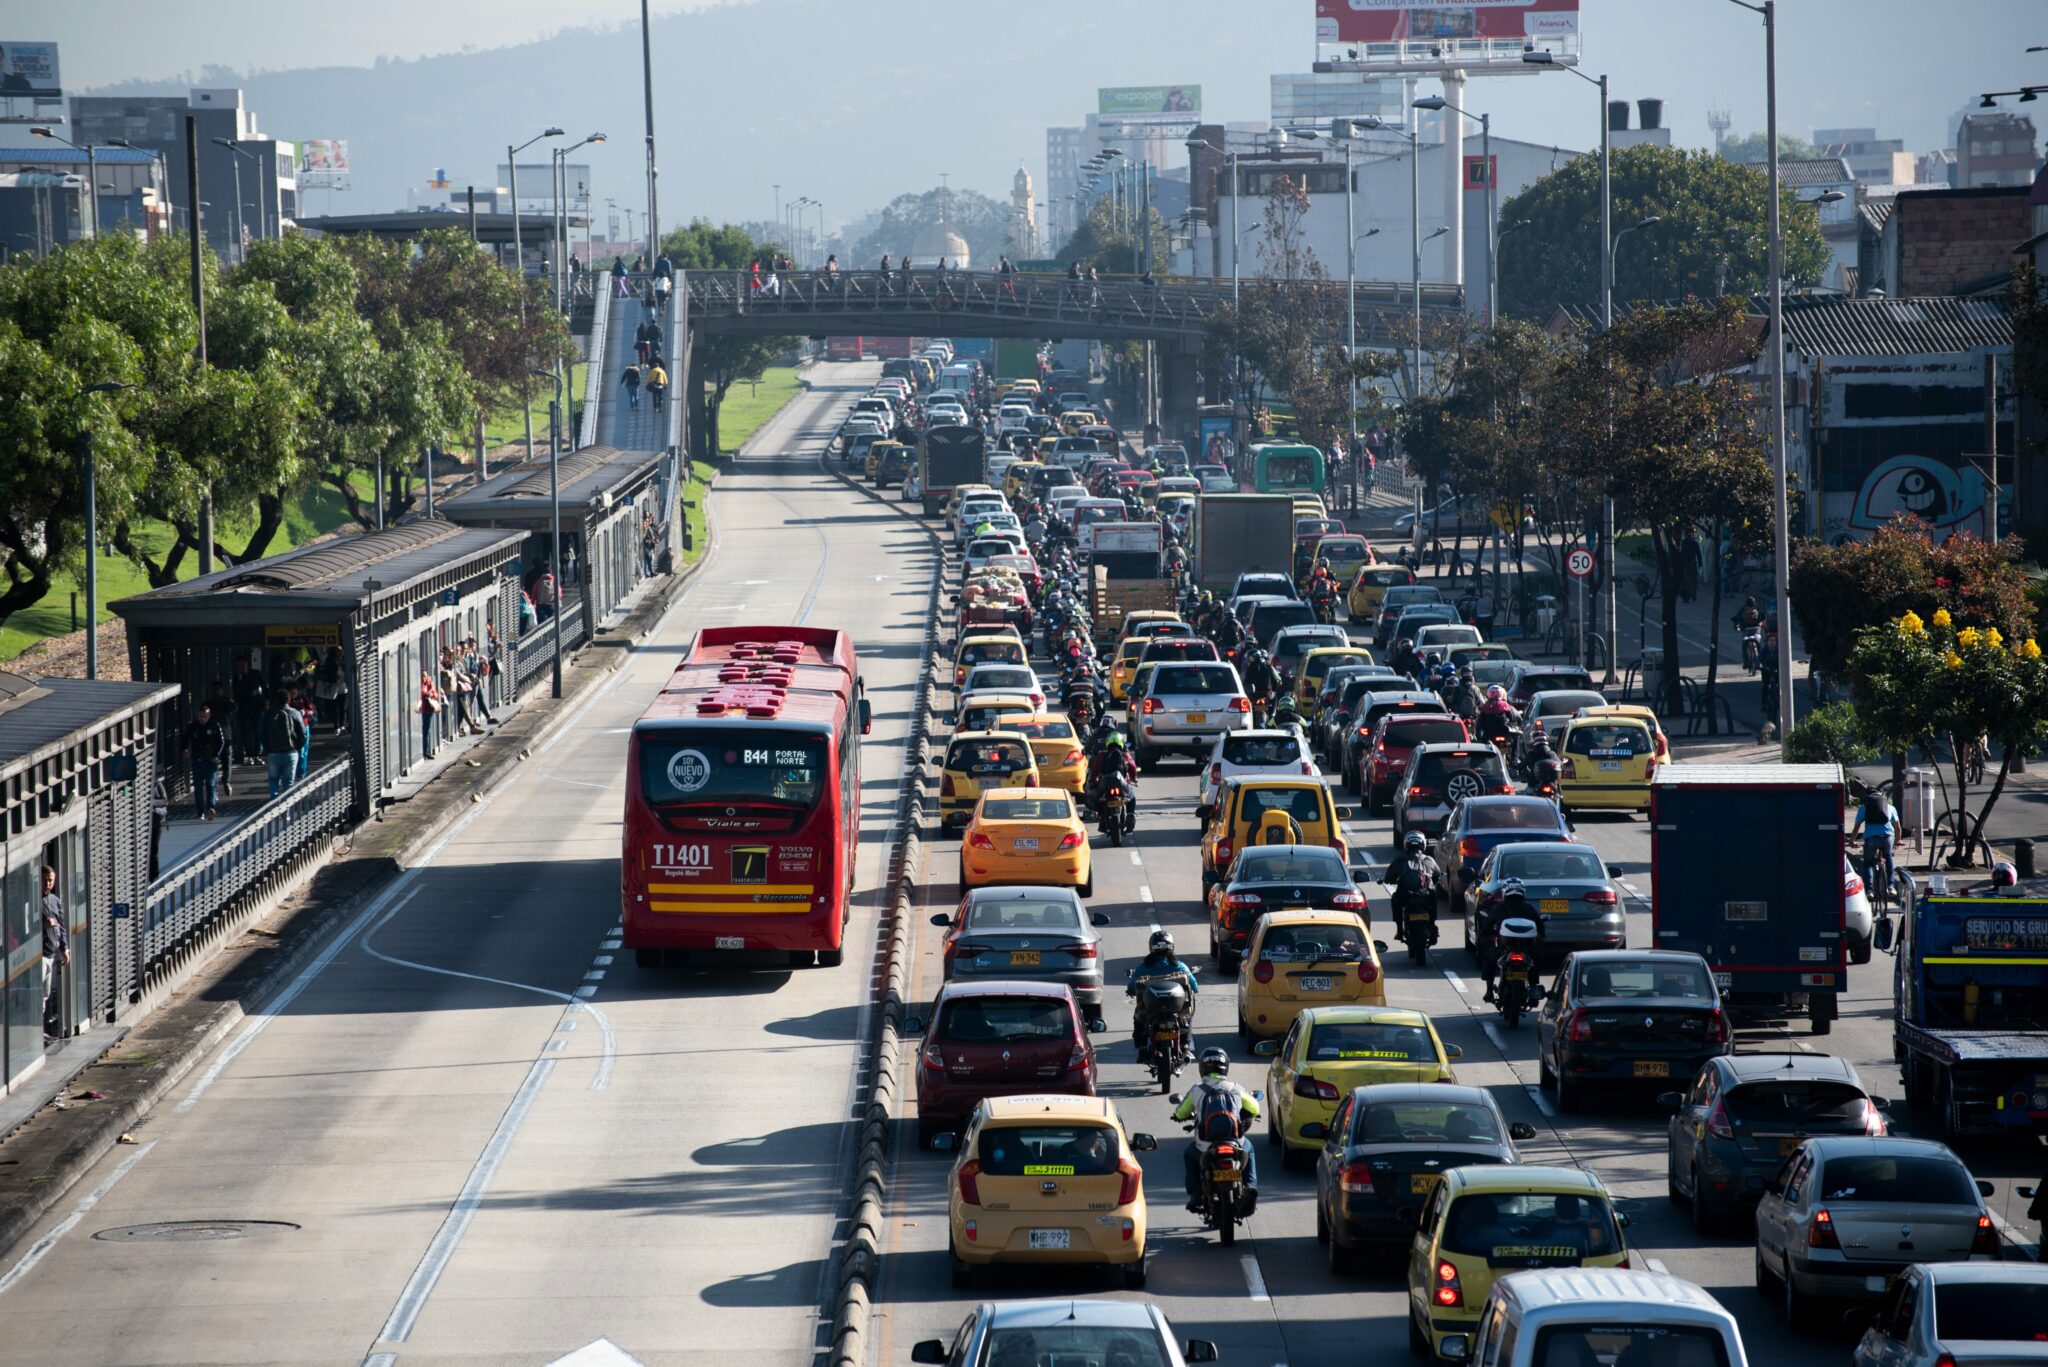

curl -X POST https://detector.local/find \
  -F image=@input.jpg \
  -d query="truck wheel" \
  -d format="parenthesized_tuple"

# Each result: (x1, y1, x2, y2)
(1809, 1014, 1831, 1036)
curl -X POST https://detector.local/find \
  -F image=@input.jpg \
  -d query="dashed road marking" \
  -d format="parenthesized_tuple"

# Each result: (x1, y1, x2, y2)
(592, 955, 614, 967)
(1240, 1253, 1270, 1301)
(1128, 850, 1143, 865)
(1442, 969, 1468, 994)
(1525, 1085, 1558, 1119)
(1139, 886, 1154, 903)
(1481, 1020, 1508, 1054)
(583, 970, 606, 982)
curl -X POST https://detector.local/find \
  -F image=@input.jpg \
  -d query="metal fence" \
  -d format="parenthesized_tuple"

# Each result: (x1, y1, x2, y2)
(579, 271, 612, 450)
(134, 755, 354, 1005)
(512, 600, 587, 694)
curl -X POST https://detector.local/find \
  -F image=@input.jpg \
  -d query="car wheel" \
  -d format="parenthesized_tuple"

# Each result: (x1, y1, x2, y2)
(1325, 1220, 1354, 1275)
(1754, 1243, 1782, 1297)
(1238, 1015, 1257, 1049)
(1079, 876, 1094, 898)
(1849, 931, 1873, 966)
(1315, 1200, 1331, 1245)
(1538, 1047, 1555, 1090)
(1781, 1256, 1811, 1327)
(1220, 947, 1240, 978)
(1409, 1308, 1431, 1359)
(1555, 1066, 1582, 1114)
(1667, 1150, 1685, 1205)
(1121, 1255, 1148, 1290)
(1691, 1168, 1721, 1236)
(949, 1238, 975, 1290)
(917, 1119, 942, 1151)
(1342, 765, 1360, 797)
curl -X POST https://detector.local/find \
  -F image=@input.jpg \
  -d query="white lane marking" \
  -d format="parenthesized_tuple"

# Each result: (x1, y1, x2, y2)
(592, 955, 614, 967)
(364, 1355, 398, 1367)
(1481, 1020, 1508, 1054)
(583, 970, 606, 982)
(1991, 1211, 2040, 1262)
(556, 1019, 576, 1033)
(1442, 969, 1468, 994)
(0, 1140, 157, 1298)
(1645, 1257, 1670, 1276)
(375, 1056, 556, 1345)
(1796, 1042, 1816, 1054)
(575, 985, 597, 999)
(545, 1038, 565, 1053)
(1128, 850, 1142, 865)
(1240, 1253, 1270, 1301)
(1525, 1085, 1558, 1119)
(1138, 886, 1153, 903)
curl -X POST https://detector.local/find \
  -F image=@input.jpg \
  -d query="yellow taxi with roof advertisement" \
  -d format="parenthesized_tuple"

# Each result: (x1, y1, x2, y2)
(939, 732, 1041, 830)
(1406, 1165, 1631, 1361)
(953, 633, 1028, 689)
(959, 788, 1093, 896)
(1254, 1006, 1460, 1164)
(1573, 703, 1669, 763)
(1295, 645, 1376, 709)
(943, 483, 997, 520)
(1008, 713, 1087, 792)
(1349, 563, 1419, 622)
(1237, 912, 1384, 1044)
(1556, 713, 1660, 813)
(1058, 410, 1100, 437)
(1308, 533, 1376, 586)
(1201, 776, 1350, 889)
(944, 1094, 1154, 1288)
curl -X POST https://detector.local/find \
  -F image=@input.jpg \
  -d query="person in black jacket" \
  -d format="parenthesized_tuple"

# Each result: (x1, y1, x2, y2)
(231, 657, 267, 766)
(182, 703, 230, 820)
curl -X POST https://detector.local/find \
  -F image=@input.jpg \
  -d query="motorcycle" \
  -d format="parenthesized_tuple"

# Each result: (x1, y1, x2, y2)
(1096, 774, 1137, 846)
(1174, 1096, 1262, 1246)
(1309, 586, 1337, 625)
(1249, 692, 1272, 729)
(1067, 689, 1097, 731)
(1390, 887, 1439, 967)
(1496, 946, 1538, 1028)
(1134, 979, 1191, 1093)
(1741, 625, 1764, 674)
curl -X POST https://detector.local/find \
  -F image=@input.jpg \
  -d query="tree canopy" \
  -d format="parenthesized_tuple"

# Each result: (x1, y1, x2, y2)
(848, 187, 1020, 268)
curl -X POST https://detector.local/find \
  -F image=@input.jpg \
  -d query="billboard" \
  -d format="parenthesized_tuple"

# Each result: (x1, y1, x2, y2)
(0, 40, 61, 100)
(1098, 85, 1201, 121)
(299, 139, 350, 188)
(1315, 0, 1580, 45)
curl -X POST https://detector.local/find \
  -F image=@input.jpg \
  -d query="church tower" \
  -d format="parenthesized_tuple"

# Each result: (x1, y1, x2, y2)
(1012, 166, 1036, 256)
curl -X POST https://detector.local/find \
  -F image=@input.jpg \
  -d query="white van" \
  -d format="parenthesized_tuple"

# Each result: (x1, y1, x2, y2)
(1456, 1267, 1748, 1367)
(940, 362, 977, 395)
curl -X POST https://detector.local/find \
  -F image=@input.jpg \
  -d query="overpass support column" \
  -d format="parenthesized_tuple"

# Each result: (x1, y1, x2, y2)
(689, 344, 712, 462)
(1160, 340, 1201, 447)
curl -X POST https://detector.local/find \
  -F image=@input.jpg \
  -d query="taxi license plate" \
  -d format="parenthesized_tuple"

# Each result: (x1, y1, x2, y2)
(1187, 712, 1208, 724)
(715, 936, 744, 950)
(1012, 837, 1040, 851)
(1633, 1060, 1670, 1078)
(1410, 1173, 1438, 1195)
(1028, 1229, 1071, 1250)
(1298, 975, 1334, 992)
(1010, 950, 1042, 967)
(1599, 759, 1622, 772)
(1540, 898, 1570, 916)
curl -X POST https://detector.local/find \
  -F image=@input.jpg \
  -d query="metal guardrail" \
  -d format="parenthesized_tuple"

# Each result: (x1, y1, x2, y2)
(512, 600, 587, 692)
(579, 270, 612, 450)
(137, 755, 353, 1001)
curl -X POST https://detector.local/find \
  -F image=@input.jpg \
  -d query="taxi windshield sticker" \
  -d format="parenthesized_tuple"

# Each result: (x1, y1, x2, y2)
(1492, 1244, 1576, 1259)
(1023, 1164, 1076, 1176)
(1338, 1049, 1410, 1059)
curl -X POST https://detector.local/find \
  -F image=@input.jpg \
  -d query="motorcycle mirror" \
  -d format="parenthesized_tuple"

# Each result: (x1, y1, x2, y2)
(1508, 1122, 1537, 1141)
(1443, 1043, 1463, 1059)
(1251, 1089, 1263, 1101)
(928, 912, 952, 927)
(1251, 1039, 1279, 1057)
(1129, 1132, 1158, 1152)
(1167, 1093, 1183, 1106)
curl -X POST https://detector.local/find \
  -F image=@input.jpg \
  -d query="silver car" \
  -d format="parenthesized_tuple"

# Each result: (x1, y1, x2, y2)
(1129, 660, 1248, 766)
(914, 1298, 1217, 1367)
(930, 886, 1111, 1014)
(1851, 1261, 2048, 1367)
(1755, 1136, 1999, 1326)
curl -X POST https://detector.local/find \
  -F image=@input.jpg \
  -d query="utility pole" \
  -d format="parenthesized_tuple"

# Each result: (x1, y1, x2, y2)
(642, 0, 661, 264)
(185, 116, 214, 574)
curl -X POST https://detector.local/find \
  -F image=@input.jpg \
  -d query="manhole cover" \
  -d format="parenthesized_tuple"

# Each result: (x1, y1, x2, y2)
(93, 1220, 300, 1243)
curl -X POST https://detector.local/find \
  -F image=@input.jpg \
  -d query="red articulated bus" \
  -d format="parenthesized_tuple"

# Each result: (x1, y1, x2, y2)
(824, 336, 865, 361)
(622, 626, 870, 968)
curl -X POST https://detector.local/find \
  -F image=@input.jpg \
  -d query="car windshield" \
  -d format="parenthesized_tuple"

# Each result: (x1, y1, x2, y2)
(1356, 1101, 1502, 1144)
(1818, 1154, 1979, 1205)
(960, 705, 1032, 733)
(937, 996, 1073, 1043)
(1236, 848, 1347, 882)
(1532, 1326, 1730, 1367)
(980, 796, 1072, 821)
(1499, 848, 1605, 881)
(1932, 1281, 2048, 1341)
(1238, 786, 1324, 824)
(1251, 604, 1316, 636)
(1258, 924, 1365, 961)
(638, 731, 827, 810)
(1565, 723, 1651, 757)
(959, 642, 1024, 667)
(1238, 575, 1293, 596)
(1440, 1191, 1622, 1259)
(1724, 1080, 1871, 1127)
(963, 895, 1081, 931)
(1523, 672, 1595, 696)
(1222, 734, 1303, 767)
(1575, 960, 1714, 999)
(1013, 718, 1075, 742)
(1153, 666, 1234, 695)
(976, 1124, 1121, 1177)
(1139, 640, 1217, 664)
(1304, 1021, 1438, 1063)
(1387, 720, 1467, 748)
(1534, 691, 1608, 719)
(1277, 631, 1346, 660)
(946, 740, 1033, 776)
(1467, 801, 1563, 831)
(981, 1328, 1168, 1367)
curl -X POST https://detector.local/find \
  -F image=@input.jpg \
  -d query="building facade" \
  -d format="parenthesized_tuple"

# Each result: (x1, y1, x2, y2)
(1956, 112, 2038, 190)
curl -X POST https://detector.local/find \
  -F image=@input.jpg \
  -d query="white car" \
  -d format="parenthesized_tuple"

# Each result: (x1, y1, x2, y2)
(984, 453, 1020, 485)
(1414, 622, 1484, 652)
(1842, 854, 1875, 963)
(1196, 727, 1319, 821)
(963, 534, 1027, 574)
(960, 664, 1046, 713)
(954, 498, 1009, 540)
(997, 405, 1035, 434)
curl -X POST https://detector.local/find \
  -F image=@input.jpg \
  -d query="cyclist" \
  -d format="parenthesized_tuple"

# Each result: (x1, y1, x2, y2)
(1852, 784, 1899, 905)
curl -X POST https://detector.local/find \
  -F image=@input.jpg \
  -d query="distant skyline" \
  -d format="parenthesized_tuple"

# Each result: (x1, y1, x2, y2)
(23, 0, 2044, 229)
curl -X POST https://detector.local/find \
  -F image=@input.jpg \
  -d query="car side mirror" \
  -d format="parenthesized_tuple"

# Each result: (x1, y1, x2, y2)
(858, 698, 873, 735)
(1873, 916, 1895, 953)
(1444, 1043, 1463, 1059)
(1842, 1307, 1879, 1334)
(1091, 911, 1111, 926)
(929, 912, 953, 927)
(1977, 1179, 1995, 1197)
(2019, 1185, 2038, 1200)
(1184, 1342, 1220, 1365)
(1509, 1122, 1537, 1141)
(1087, 1017, 1106, 1034)
(1656, 1091, 1685, 1111)
(1252, 1039, 1279, 1057)
(1352, 868, 1372, 884)
(902, 1015, 925, 1035)
(948, 594, 961, 606)
(1615, 1212, 1630, 1228)
(1374, 939, 1390, 954)
(931, 1130, 957, 1152)
(1130, 1132, 1158, 1152)
(1605, 863, 1623, 877)
(1871, 1096, 1891, 1111)
(1298, 1122, 1327, 1140)
(1335, 806, 1355, 820)
(912, 1341, 949, 1365)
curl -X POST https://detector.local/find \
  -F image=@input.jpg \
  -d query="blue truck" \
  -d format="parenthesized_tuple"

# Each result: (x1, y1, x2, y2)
(1882, 878, 2048, 1141)
(1650, 765, 1847, 1035)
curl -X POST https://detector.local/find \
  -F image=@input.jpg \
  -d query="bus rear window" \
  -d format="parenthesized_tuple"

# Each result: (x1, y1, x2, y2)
(639, 731, 827, 808)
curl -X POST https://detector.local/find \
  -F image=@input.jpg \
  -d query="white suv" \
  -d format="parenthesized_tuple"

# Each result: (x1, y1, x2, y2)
(1197, 728, 1319, 822)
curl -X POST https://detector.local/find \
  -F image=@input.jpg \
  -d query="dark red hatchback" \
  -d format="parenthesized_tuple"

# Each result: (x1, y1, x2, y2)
(908, 979, 1102, 1148)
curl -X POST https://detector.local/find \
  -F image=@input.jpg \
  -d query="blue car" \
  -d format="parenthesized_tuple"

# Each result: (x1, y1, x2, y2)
(1430, 795, 1571, 902)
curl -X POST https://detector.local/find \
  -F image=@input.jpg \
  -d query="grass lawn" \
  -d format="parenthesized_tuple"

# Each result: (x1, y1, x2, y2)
(716, 367, 803, 455)
(0, 474, 374, 663)
(682, 459, 715, 564)
(482, 363, 590, 451)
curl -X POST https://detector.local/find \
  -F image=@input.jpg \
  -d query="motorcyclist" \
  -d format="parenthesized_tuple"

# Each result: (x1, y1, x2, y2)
(1481, 878, 1540, 1004)
(1240, 645, 1281, 716)
(1489, 915, 1543, 1011)
(1126, 930, 1199, 1058)
(1449, 666, 1485, 721)
(1270, 691, 1306, 739)
(1171, 1047, 1260, 1214)
(1306, 561, 1338, 619)
(1524, 729, 1562, 793)
(1476, 685, 1518, 748)
(1390, 635, 1419, 680)
(1381, 830, 1441, 936)
(1087, 732, 1139, 808)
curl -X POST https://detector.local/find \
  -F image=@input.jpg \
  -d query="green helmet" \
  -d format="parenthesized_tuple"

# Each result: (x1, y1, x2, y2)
(1105, 733, 1126, 748)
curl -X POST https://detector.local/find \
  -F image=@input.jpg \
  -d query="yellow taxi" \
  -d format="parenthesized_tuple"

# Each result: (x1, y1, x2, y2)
(1556, 712, 1660, 813)
(1115, 610, 1187, 649)
(1106, 619, 1182, 701)
(1059, 410, 1100, 437)
(1201, 777, 1349, 889)
(960, 788, 1093, 895)
(1291, 494, 1329, 523)
(1008, 714, 1086, 792)
(1573, 702, 1670, 763)
(957, 693, 1040, 736)
(866, 439, 905, 481)
(1253, 1006, 1460, 1166)
(1348, 564, 1418, 622)
(1006, 378, 1042, 398)
(1001, 461, 1049, 501)
(1406, 1166, 1631, 1361)
(945, 1094, 1154, 1289)
(1295, 645, 1376, 709)
(953, 633, 1028, 689)
(939, 732, 1041, 830)
(1308, 533, 1376, 586)
(1237, 912, 1384, 1045)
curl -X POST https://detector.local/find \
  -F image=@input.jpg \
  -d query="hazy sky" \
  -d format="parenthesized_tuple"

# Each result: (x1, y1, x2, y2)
(24, 0, 2046, 224)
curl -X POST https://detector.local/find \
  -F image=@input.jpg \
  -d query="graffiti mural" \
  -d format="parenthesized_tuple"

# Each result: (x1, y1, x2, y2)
(1826, 455, 1992, 544)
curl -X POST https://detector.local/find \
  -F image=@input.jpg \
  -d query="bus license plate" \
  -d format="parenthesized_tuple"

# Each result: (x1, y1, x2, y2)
(1186, 713, 1208, 724)
(715, 936, 744, 950)
(1633, 1060, 1669, 1078)
(1010, 951, 1041, 966)
(1298, 975, 1333, 992)
(1540, 899, 1570, 916)
(1012, 837, 1040, 851)
(1028, 1229, 1070, 1250)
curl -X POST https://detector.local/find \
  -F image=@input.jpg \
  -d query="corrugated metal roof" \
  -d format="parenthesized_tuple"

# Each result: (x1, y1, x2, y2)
(441, 444, 662, 520)
(1858, 200, 1893, 234)
(0, 677, 180, 783)
(1776, 157, 1855, 187)
(1777, 294, 2011, 358)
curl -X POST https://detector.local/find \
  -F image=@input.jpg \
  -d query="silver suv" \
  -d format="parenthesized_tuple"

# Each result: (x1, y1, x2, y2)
(1129, 661, 1249, 767)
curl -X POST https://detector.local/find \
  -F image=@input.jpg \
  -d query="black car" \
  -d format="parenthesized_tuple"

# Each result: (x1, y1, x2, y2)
(1534, 950, 1733, 1113)
(1661, 1051, 1889, 1234)
(1307, 1083, 1536, 1272)
(1390, 742, 1514, 840)
(1245, 599, 1319, 651)
(1209, 843, 1369, 974)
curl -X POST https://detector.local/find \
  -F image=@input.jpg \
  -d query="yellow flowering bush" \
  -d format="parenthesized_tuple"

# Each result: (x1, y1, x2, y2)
(1898, 610, 1925, 636)
(1931, 608, 1952, 628)
(1956, 627, 1981, 648)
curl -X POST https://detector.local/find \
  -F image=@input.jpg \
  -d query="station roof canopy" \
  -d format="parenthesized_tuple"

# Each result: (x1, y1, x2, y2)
(0, 671, 179, 786)
(440, 445, 663, 527)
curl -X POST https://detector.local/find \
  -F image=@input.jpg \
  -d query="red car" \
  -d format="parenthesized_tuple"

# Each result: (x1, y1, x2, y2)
(908, 980, 1101, 1148)
(1359, 711, 1469, 815)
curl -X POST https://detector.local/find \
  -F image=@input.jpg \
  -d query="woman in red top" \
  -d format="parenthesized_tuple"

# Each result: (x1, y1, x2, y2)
(418, 670, 444, 760)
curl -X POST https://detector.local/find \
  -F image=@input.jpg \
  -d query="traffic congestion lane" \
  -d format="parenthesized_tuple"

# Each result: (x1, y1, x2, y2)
(0, 365, 929, 1367)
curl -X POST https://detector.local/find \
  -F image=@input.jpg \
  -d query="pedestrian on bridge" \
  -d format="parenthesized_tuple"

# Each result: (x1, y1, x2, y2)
(418, 669, 444, 761)
(620, 362, 642, 411)
(260, 693, 307, 797)
(645, 361, 669, 409)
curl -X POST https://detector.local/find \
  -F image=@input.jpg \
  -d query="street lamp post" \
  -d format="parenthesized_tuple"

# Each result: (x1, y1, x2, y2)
(73, 381, 131, 680)
(213, 138, 267, 251)
(1286, 121, 1372, 511)
(507, 127, 564, 466)
(31, 126, 101, 240)
(531, 366, 567, 699)
(552, 134, 606, 315)
(1413, 98, 1494, 324)
(1184, 136, 1245, 303)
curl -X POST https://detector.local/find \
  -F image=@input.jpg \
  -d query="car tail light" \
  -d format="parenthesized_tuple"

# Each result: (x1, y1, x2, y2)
(1560, 756, 1577, 780)
(1215, 839, 1233, 865)
(1843, 872, 1864, 898)
(1229, 696, 1252, 713)
(1567, 1008, 1596, 1042)
(1338, 1161, 1375, 1193)
(1934, 1356, 1958, 1367)
(1434, 1259, 1464, 1307)
(1357, 958, 1380, 984)
(1068, 941, 1099, 960)
(1209, 763, 1224, 786)
(1057, 831, 1084, 850)
(957, 1160, 982, 1206)
(1301, 760, 1314, 774)
(1064, 749, 1085, 765)
(1141, 697, 1160, 714)
(1116, 1157, 1143, 1207)
(1972, 1214, 2000, 1256)
(1704, 1009, 1730, 1045)
(1252, 960, 1275, 983)
(1495, 782, 1515, 794)
(947, 941, 989, 961)
(1409, 785, 1437, 801)
(1584, 888, 1619, 907)
(941, 773, 957, 797)
(1809, 1208, 1839, 1250)
(1225, 892, 1263, 911)
(967, 832, 996, 850)
(1066, 1045, 1088, 1074)
(1704, 1098, 1735, 1140)
(1331, 891, 1366, 911)
(1294, 1075, 1341, 1101)
(1459, 837, 1481, 858)
(1644, 757, 1659, 779)
(1615, 1256, 1631, 1269)
(923, 1044, 947, 1072)
(1861, 1100, 1887, 1136)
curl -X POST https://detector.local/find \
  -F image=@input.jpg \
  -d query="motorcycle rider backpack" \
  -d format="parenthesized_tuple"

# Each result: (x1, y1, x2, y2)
(1392, 855, 1429, 898)
(1196, 1080, 1245, 1143)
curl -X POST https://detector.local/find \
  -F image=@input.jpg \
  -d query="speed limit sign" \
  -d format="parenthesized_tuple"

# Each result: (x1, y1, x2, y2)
(1566, 547, 1595, 579)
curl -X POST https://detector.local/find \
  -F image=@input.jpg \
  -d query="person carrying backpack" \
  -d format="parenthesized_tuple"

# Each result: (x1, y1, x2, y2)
(259, 693, 308, 796)
(1171, 1047, 1260, 1213)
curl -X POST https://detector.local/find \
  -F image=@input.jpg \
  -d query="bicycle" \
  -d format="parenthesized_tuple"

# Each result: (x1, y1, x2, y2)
(1854, 835, 1897, 914)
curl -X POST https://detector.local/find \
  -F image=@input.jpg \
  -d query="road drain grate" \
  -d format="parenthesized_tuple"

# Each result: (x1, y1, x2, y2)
(93, 1220, 301, 1242)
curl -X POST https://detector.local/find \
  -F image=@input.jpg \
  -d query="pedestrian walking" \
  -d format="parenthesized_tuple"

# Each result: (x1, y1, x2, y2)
(150, 776, 169, 881)
(41, 865, 67, 1038)
(314, 645, 349, 731)
(259, 692, 307, 797)
(645, 360, 669, 409)
(1474, 587, 1497, 638)
(231, 656, 267, 766)
(485, 623, 505, 709)
(635, 319, 652, 365)
(534, 565, 558, 622)
(182, 702, 228, 820)
(654, 252, 673, 281)
(418, 669, 444, 760)
(620, 362, 642, 411)
(653, 272, 672, 308)
(645, 319, 663, 358)
(463, 637, 497, 726)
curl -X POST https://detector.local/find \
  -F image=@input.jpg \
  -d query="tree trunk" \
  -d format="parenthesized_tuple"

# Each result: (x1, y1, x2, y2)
(111, 522, 190, 590)
(0, 519, 58, 632)
(1970, 750, 2013, 862)
(323, 465, 377, 532)
(1702, 517, 1726, 736)
(237, 491, 285, 563)
(1654, 528, 1683, 718)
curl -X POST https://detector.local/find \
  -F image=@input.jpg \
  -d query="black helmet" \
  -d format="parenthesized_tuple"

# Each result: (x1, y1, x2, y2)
(1198, 1046, 1230, 1077)
(1148, 929, 1176, 956)
(1404, 830, 1427, 852)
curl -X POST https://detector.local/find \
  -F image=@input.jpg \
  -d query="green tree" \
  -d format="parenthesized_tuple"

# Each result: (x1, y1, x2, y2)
(1496, 144, 1830, 319)
(1781, 701, 1879, 767)
(1055, 196, 1172, 277)
(1720, 130, 1822, 165)
(847, 186, 1017, 269)
(659, 219, 792, 453)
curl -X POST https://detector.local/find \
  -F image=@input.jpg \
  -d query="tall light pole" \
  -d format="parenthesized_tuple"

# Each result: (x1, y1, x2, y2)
(1184, 135, 1247, 303)
(213, 138, 265, 253)
(531, 367, 566, 700)
(1414, 97, 1495, 324)
(1358, 116, 1434, 409)
(640, 0, 660, 266)
(552, 133, 607, 314)
(72, 381, 131, 679)
(507, 127, 563, 465)
(1286, 121, 1373, 508)
(31, 126, 101, 240)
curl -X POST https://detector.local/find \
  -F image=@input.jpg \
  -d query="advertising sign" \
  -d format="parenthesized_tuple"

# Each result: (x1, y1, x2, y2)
(1315, 0, 1580, 45)
(1463, 154, 1497, 190)
(1097, 85, 1202, 121)
(0, 41, 61, 100)
(299, 139, 351, 188)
